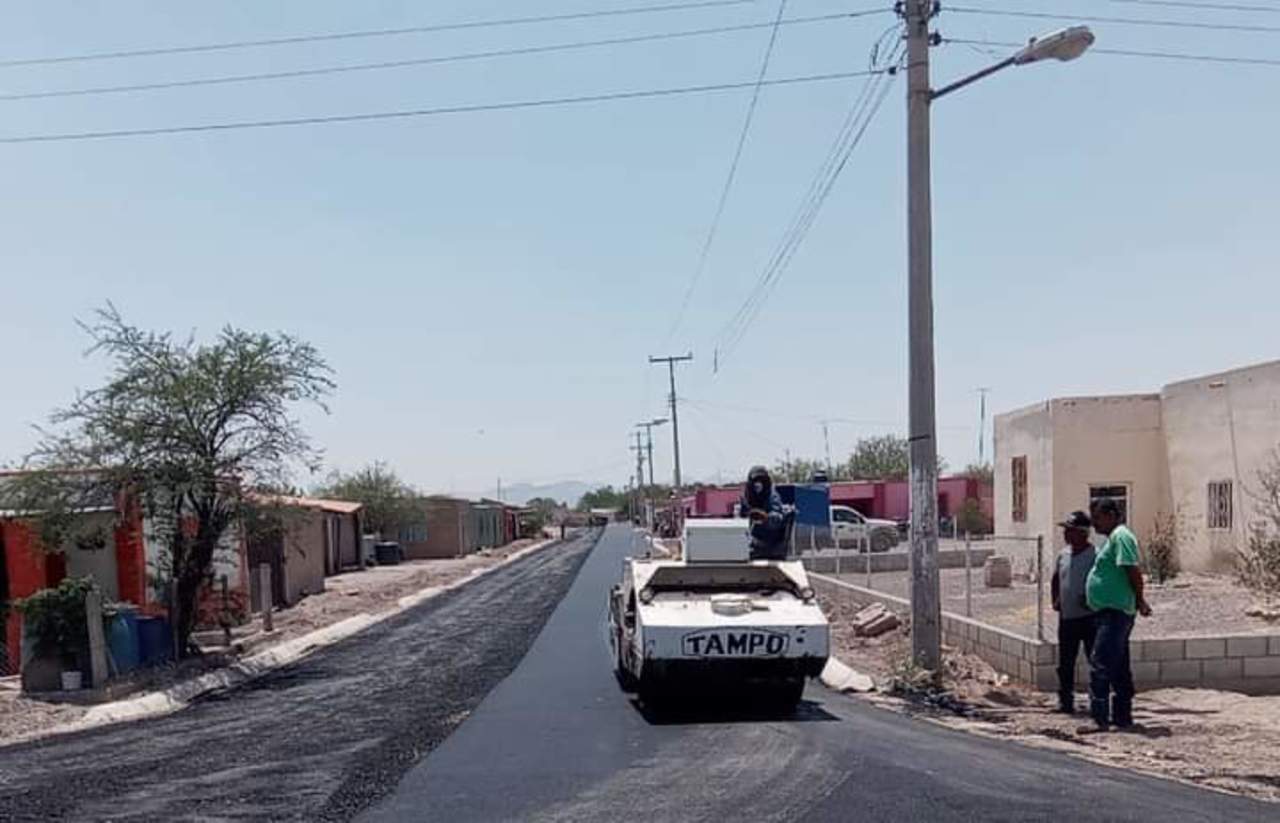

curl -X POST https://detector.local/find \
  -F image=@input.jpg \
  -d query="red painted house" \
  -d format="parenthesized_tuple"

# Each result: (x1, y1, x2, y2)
(683, 476, 993, 523)
(1, 475, 249, 673)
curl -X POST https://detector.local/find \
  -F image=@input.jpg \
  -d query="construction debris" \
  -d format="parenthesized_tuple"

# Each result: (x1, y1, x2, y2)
(852, 603, 900, 638)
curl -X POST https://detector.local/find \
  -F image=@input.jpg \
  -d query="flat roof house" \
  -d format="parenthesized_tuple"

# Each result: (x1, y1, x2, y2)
(994, 359, 1280, 572)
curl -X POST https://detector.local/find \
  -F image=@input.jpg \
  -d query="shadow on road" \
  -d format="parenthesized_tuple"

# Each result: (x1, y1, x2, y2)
(632, 696, 840, 726)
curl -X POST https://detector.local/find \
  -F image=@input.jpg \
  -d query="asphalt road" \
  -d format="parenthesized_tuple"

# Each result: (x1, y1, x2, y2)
(0, 530, 599, 822)
(362, 523, 1275, 823)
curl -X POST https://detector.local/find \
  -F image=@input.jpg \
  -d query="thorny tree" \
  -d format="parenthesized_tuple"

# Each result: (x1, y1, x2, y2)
(1240, 450, 1280, 601)
(3, 306, 333, 655)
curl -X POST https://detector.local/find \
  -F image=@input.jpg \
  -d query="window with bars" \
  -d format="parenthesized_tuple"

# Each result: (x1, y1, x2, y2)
(1207, 481, 1233, 530)
(1089, 484, 1130, 525)
(1011, 456, 1028, 523)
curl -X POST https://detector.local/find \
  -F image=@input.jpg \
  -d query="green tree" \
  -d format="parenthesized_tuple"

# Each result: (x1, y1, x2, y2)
(962, 462, 994, 486)
(770, 458, 835, 484)
(845, 435, 947, 481)
(315, 462, 421, 538)
(576, 486, 628, 512)
(3, 306, 333, 657)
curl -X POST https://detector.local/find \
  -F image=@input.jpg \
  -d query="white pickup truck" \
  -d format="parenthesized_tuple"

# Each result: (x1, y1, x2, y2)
(608, 518, 830, 711)
(829, 505, 900, 552)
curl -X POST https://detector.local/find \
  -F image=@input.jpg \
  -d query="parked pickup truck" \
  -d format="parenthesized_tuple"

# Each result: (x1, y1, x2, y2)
(830, 505, 900, 553)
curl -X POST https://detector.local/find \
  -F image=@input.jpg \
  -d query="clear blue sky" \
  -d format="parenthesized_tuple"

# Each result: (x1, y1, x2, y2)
(2, 1, 1276, 497)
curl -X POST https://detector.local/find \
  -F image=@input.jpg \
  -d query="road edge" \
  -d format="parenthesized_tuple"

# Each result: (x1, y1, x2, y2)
(1, 534, 573, 749)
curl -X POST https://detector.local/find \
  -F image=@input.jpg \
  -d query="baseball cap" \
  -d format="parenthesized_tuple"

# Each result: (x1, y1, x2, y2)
(1058, 510, 1092, 529)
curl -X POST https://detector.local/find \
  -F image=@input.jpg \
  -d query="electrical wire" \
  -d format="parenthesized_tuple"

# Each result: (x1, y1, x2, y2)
(1111, 0, 1280, 13)
(0, 0, 765, 68)
(946, 5, 1280, 33)
(664, 0, 792, 346)
(944, 36, 1280, 65)
(0, 11, 873, 103)
(711, 42, 901, 369)
(0, 67, 892, 145)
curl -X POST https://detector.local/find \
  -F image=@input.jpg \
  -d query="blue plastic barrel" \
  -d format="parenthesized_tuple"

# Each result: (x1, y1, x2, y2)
(107, 609, 141, 674)
(136, 616, 173, 665)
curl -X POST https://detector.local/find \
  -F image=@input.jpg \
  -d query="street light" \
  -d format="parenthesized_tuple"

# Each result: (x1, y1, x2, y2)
(933, 26, 1095, 99)
(902, 1, 1093, 671)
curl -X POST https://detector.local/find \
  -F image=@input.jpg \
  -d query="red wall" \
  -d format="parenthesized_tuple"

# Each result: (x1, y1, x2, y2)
(683, 477, 993, 522)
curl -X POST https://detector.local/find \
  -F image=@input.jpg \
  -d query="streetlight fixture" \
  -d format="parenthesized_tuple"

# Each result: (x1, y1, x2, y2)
(933, 26, 1095, 99)
(901, 1, 1093, 671)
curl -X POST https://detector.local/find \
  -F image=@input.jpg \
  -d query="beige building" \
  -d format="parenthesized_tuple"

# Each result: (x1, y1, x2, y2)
(995, 359, 1280, 572)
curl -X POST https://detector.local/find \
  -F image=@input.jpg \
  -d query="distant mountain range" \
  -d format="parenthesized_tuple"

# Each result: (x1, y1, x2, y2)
(488, 481, 599, 507)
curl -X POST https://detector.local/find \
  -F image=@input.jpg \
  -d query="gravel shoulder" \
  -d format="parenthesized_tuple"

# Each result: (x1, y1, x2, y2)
(0, 529, 600, 822)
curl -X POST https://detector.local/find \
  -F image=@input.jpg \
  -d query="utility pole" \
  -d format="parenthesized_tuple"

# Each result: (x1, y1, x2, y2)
(630, 430, 646, 494)
(636, 418, 668, 488)
(977, 387, 991, 465)
(821, 420, 833, 477)
(649, 354, 693, 492)
(904, 0, 941, 671)
(496, 477, 502, 502)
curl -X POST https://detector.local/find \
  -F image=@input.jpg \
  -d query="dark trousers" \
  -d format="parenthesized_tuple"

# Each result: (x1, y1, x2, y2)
(1089, 609, 1136, 726)
(1057, 615, 1096, 706)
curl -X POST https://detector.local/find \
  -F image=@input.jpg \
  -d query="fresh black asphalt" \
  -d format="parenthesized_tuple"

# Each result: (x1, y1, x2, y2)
(0, 530, 599, 822)
(360, 523, 1276, 823)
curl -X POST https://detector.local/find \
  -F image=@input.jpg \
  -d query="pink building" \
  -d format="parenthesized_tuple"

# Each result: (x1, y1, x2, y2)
(683, 477, 992, 523)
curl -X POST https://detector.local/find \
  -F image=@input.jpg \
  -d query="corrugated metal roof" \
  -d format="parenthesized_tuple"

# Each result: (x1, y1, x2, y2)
(249, 493, 363, 514)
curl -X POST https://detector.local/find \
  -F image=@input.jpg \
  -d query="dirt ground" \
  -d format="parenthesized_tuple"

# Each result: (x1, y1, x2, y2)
(0, 536, 556, 745)
(819, 590, 1280, 804)
(828, 567, 1276, 640)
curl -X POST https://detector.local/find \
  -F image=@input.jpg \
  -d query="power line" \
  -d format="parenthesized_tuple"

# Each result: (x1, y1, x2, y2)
(0, 11, 869, 103)
(0, 67, 891, 145)
(714, 36, 904, 350)
(947, 5, 1280, 33)
(0, 0, 760, 69)
(1111, 0, 1280, 13)
(944, 36, 1280, 65)
(664, 0, 792, 345)
(712, 47, 901, 368)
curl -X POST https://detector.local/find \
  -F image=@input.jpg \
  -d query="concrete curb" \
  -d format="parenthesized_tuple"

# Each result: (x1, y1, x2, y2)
(3, 535, 565, 748)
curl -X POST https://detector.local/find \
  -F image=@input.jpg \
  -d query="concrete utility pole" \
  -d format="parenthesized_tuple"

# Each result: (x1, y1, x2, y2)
(649, 353, 693, 492)
(636, 418, 668, 488)
(977, 387, 992, 465)
(822, 420, 834, 477)
(631, 430, 646, 493)
(904, 0, 941, 671)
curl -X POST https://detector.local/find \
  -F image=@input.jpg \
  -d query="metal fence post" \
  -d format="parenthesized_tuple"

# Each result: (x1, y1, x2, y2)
(865, 540, 872, 589)
(1036, 534, 1045, 642)
(964, 531, 973, 618)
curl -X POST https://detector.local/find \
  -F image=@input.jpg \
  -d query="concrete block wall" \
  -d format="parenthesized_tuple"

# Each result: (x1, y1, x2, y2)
(811, 573, 1280, 695)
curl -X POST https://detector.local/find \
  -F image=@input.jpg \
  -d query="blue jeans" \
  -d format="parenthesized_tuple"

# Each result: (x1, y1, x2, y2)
(1089, 609, 1135, 726)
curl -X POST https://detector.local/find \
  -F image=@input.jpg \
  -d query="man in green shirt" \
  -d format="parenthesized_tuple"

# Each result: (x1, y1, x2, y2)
(1084, 499, 1152, 731)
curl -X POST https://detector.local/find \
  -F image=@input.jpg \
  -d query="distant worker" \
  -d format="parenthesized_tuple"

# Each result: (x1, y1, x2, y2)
(1051, 510, 1097, 715)
(742, 465, 789, 560)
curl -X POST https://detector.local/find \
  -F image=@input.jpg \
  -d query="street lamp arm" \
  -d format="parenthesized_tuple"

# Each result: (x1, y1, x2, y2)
(931, 56, 1015, 100)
